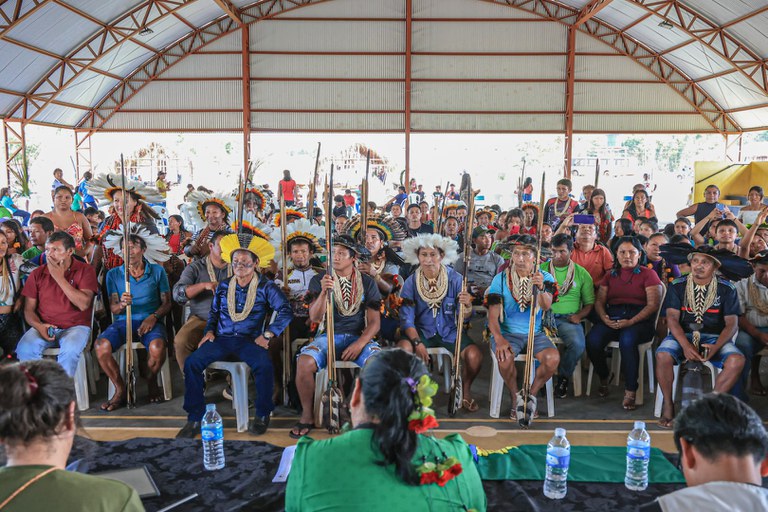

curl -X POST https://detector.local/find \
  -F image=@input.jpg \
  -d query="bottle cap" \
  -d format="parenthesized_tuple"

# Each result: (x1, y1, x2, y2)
(555, 428, 566, 437)
(206, 403, 217, 411)
(634, 421, 645, 430)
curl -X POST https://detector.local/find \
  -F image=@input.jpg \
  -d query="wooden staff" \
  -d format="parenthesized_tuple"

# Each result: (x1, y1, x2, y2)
(435, 179, 449, 234)
(306, 142, 321, 224)
(594, 158, 600, 189)
(448, 175, 476, 416)
(518, 156, 527, 207)
(520, 173, 546, 428)
(279, 185, 291, 406)
(359, 150, 370, 244)
(321, 164, 343, 434)
(235, 172, 245, 232)
(120, 154, 136, 408)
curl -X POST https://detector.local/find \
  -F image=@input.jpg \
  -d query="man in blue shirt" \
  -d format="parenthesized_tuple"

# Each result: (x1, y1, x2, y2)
(396, 234, 482, 412)
(178, 233, 292, 438)
(487, 235, 559, 426)
(95, 230, 171, 412)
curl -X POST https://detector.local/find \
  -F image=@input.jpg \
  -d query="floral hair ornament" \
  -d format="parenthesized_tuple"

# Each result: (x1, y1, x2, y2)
(404, 374, 439, 434)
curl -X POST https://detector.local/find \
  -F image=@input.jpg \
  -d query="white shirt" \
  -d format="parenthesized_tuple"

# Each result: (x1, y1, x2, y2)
(735, 275, 768, 328)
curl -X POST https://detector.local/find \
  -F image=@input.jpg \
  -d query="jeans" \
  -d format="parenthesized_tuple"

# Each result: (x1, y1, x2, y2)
(183, 335, 274, 421)
(554, 315, 586, 379)
(298, 333, 380, 370)
(733, 327, 768, 399)
(586, 319, 654, 392)
(12, 209, 30, 226)
(16, 326, 91, 377)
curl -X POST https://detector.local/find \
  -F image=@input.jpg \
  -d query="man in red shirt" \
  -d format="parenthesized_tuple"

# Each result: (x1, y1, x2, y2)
(16, 231, 98, 376)
(280, 170, 298, 207)
(571, 223, 613, 287)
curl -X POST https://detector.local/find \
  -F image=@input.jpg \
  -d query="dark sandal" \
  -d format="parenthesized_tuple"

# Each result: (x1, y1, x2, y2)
(289, 422, 313, 439)
(750, 385, 767, 397)
(462, 398, 479, 413)
(100, 396, 126, 412)
(658, 417, 674, 429)
(622, 391, 637, 411)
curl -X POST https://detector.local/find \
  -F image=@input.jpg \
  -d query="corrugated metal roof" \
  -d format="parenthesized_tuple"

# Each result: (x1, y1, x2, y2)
(0, 0, 767, 133)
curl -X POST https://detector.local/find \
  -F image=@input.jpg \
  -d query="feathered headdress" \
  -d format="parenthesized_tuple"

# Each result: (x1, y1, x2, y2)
(284, 218, 325, 254)
(521, 203, 540, 214)
(219, 233, 275, 268)
(401, 234, 460, 266)
(342, 213, 407, 243)
(333, 234, 372, 262)
(103, 225, 170, 265)
(660, 243, 754, 281)
(273, 209, 305, 227)
(441, 200, 466, 218)
(233, 215, 282, 265)
(187, 190, 234, 226)
(475, 208, 497, 224)
(89, 172, 164, 205)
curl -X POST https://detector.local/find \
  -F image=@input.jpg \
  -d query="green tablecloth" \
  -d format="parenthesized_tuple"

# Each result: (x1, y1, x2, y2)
(477, 445, 685, 484)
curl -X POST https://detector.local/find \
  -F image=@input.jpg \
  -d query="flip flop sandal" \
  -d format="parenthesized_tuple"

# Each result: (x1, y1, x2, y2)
(514, 391, 537, 428)
(622, 391, 637, 411)
(289, 422, 313, 439)
(462, 398, 479, 413)
(657, 417, 674, 429)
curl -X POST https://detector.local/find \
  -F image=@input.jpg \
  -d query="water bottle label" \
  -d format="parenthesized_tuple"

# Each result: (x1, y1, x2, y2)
(546, 453, 570, 469)
(627, 445, 650, 460)
(201, 425, 223, 441)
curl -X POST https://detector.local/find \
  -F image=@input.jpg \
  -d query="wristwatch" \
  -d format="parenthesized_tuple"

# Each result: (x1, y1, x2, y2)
(410, 337, 421, 350)
(263, 331, 275, 340)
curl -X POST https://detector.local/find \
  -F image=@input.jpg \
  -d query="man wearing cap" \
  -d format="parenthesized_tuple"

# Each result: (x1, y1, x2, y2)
(397, 234, 484, 412)
(177, 233, 292, 437)
(734, 250, 768, 397)
(292, 235, 382, 438)
(171, 230, 231, 373)
(487, 234, 559, 425)
(184, 192, 234, 260)
(405, 203, 433, 238)
(453, 226, 504, 302)
(95, 229, 172, 411)
(656, 246, 748, 428)
(541, 233, 594, 398)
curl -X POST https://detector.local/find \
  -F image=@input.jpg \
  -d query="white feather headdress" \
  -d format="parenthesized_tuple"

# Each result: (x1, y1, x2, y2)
(401, 234, 460, 266)
(186, 190, 234, 228)
(89, 172, 164, 205)
(104, 225, 171, 265)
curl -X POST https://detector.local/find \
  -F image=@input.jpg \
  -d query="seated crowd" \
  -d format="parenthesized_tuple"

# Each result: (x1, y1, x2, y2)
(1, 170, 768, 511)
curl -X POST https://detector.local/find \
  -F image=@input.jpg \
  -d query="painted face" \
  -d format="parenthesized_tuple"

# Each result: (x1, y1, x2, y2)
(231, 250, 257, 278)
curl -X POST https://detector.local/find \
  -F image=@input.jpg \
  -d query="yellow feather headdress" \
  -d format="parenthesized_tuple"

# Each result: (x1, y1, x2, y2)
(219, 233, 275, 268)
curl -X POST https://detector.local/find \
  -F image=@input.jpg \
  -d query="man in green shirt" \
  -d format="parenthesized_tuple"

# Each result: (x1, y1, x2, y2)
(21, 217, 54, 261)
(542, 233, 594, 398)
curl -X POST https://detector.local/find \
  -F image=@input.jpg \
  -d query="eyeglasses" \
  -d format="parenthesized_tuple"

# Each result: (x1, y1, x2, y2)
(231, 261, 255, 268)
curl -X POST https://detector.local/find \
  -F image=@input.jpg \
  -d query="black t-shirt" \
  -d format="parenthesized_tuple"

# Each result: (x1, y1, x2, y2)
(406, 223, 434, 238)
(664, 277, 740, 334)
(333, 205, 347, 218)
(308, 270, 382, 335)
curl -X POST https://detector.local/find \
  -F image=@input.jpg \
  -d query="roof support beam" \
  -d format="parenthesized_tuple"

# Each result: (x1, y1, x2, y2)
(74, 129, 92, 182)
(213, 0, 242, 23)
(3, 119, 25, 189)
(404, 0, 412, 189)
(0, 0, 49, 39)
(575, 0, 613, 28)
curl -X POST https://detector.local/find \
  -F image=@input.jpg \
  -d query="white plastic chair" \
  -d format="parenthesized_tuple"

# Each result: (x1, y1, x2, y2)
(426, 347, 453, 393)
(654, 361, 719, 417)
(108, 343, 173, 402)
(208, 361, 250, 432)
(489, 349, 554, 419)
(314, 361, 361, 427)
(42, 346, 91, 411)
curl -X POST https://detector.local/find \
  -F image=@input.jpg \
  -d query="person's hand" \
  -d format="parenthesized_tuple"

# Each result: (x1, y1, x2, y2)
(205, 281, 218, 292)
(567, 314, 581, 324)
(709, 208, 722, 220)
(198, 331, 215, 348)
(341, 339, 366, 361)
(758, 332, 768, 347)
(531, 272, 544, 290)
(120, 292, 132, 308)
(13, 298, 22, 314)
(682, 342, 704, 363)
(321, 274, 334, 293)
(562, 214, 574, 227)
(281, 285, 291, 296)
(723, 206, 735, 220)
(756, 208, 768, 226)
(495, 337, 513, 363)
(254, 335, 269, 349)
(48, 258, 66, 281)
(458, 291, 473, 309)
(414, 343, 429, 364)
(137, 315, 157, 336)
(357, 262, 373, 276)
(36, 323, 56, 342)
(615, 319, 632, 330)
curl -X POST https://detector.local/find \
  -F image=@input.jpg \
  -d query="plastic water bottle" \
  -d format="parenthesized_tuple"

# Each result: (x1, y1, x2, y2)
(681, 361, 704, 410)
(201, 404, 225, 471)
(625, 421, 651, 491)
(543, 428, 570, 499)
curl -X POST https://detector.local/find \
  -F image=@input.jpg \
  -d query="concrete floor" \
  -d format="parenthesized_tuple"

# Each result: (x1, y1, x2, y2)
(79, 321, 768, 452)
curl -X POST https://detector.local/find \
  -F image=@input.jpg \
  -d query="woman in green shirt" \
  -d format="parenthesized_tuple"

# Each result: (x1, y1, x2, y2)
(0, 360, 144, 511)
(286, 349, 486, 512)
